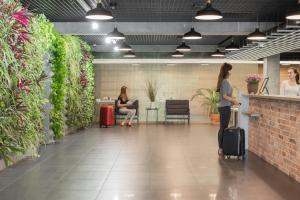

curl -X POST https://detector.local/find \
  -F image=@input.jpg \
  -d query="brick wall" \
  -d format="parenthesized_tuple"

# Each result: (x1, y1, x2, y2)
(249, 97, 300, 182)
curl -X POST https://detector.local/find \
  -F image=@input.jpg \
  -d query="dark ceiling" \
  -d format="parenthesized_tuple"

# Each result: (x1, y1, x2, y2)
(78, 35, 238, 45)
(21, 0, 297, 22)
(20, 0, 300, 59)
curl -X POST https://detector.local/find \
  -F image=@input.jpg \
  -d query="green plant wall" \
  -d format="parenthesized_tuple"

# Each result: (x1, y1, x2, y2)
(0, 1, 53, 165)
(0, 0, 95, 165)
(64, 36, 95, 129)
(79, 42, 95, 127)
(50, 33, 67, 139)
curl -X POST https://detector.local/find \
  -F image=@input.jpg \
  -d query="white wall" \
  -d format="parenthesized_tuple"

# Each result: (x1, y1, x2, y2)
(94, 63, 258, 122)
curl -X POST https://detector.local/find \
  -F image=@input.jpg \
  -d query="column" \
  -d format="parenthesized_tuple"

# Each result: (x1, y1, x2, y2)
(263, 54, 280, 95)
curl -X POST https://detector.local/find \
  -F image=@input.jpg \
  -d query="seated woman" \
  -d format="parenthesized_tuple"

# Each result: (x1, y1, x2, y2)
(117, 86, 136, 127)
(280, 67, 300, 96)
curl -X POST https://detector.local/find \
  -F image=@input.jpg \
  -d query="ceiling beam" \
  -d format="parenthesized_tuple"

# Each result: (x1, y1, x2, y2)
(92, 45, 219, 52)
(93, 58, 262, 64)
(54, 22, 278, 36)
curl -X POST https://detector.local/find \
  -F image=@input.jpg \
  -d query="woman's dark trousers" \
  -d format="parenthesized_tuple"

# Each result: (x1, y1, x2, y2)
(218, 106, 231, 149)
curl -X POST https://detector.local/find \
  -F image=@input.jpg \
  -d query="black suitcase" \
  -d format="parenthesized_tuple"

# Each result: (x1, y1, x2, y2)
(222, 127, 245, 160)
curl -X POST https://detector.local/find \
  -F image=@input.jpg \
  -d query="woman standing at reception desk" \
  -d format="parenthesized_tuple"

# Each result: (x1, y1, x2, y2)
(216, 63, 240, 155)
(280, 67, 300, 96)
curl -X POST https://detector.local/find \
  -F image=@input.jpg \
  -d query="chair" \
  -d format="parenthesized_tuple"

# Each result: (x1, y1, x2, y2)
(165, 100, 190, 124)
(114, 100, 139, 125)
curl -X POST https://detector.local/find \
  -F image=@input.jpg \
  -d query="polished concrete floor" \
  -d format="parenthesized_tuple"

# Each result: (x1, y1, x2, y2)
(0, 124, 300, 200)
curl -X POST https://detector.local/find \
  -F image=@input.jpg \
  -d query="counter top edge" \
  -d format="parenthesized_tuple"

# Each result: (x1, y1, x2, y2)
(241, 94, 300, 102)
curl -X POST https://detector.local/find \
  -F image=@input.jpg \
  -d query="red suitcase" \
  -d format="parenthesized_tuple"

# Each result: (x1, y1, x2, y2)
(100, 105, 114, 127)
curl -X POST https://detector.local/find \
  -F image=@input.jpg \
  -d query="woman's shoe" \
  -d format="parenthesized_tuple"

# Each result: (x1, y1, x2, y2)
(127, 122, 132, 127)
(218, 148, 223, 155)
(120, 122, 125, 127)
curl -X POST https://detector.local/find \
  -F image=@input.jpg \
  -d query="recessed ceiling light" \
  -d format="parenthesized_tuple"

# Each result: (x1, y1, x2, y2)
(123, 193, 135, 198)
(172, 51, 184, 58)
(182, 28, 202, 40)
(170, 192, 182, 198)
(247, 28, 267, 41)
(105, 37, 111, 44)
(91, 22, 99, 29)
(195, 0, 223, 20)
(85, 1, 113, 20)
(176, 42, 191, 52)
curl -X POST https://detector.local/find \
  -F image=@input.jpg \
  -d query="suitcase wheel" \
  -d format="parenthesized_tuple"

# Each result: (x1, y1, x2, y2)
(238, 156, 245, 160)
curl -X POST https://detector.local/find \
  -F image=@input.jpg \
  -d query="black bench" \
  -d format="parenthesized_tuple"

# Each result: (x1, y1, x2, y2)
(165, 100, 190, 124)
(114, 100, 139, 125)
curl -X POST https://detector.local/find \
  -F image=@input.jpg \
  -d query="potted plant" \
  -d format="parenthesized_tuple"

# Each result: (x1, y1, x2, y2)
(245, 74, 262, 94)
(146, 80, 157, 108)
(191, 88, 220, 125)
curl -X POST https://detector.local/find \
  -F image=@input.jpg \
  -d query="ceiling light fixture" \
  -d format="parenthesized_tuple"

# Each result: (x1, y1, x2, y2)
(106, 27, 125, 40)
(176, 42, 191, 52)
(182, 28, 202, 40)
(195, 0, 223, 20)
(172, 51, 184, 58)
(247, 28, 267, 41)
(117, 42, 132, 51)
(91, 22, 99, 29)
(86, 0, 113, 20)
(211, 49, 225, 57)
(286, 0, 300, 20)
(225, 39, 240, 51)
(123, 51, 136, 58)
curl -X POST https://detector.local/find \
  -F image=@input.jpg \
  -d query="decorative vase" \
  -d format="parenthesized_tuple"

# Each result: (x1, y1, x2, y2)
(210, 114, 220, 126)
(247, 82, 259, 94)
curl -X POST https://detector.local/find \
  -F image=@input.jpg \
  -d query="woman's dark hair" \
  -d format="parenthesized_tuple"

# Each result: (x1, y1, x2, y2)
(289, 67, 300, 85)
(119, 86, 128, 101)
(216, 63, 233, 92)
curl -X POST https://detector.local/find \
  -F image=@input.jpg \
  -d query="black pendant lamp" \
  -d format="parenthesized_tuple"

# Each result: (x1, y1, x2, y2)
(106, 27, 125, 40)
(211, 49, 225, 57)
(117, 42, 132, 51)
(123, 51, 136, 58)
(172, 51, 184, 58)
(247, 28, 267, 41)
(86, 0, 113, 20)
(286, 0, 300, 20)
(195, 0, 223, 20)
(176, 42, 191, 52)
(182, 28, 202, 40)
(225, 40, 240, 51)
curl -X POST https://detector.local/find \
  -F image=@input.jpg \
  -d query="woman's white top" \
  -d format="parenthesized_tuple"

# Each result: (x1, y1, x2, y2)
(280, 80, 300, 96)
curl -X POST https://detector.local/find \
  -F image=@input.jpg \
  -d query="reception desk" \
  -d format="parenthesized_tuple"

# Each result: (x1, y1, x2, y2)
(244, 94, 300, 183)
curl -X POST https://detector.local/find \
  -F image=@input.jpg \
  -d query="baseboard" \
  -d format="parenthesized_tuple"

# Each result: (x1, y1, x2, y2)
(0, 149, 36, 172)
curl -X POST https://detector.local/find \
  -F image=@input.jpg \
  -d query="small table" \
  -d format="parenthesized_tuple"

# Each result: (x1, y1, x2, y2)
(146, 107, 159, 123)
